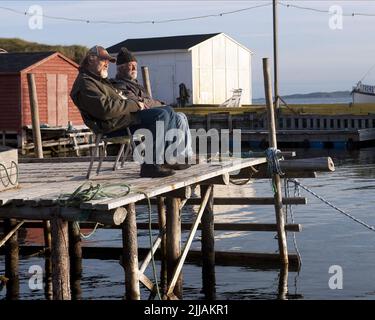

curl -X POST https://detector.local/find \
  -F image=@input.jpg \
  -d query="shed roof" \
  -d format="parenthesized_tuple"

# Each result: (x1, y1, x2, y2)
(107, 33, 221, 53)
(0, 51, 78, 73)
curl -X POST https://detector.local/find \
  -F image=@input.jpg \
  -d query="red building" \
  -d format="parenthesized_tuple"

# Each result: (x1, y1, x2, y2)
(0, 51, 84, 148)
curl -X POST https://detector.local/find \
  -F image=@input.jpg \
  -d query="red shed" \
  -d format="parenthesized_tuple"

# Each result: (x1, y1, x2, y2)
(0, 51, 84, 148)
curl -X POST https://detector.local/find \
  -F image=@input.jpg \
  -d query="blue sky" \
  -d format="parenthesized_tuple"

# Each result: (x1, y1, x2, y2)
(1, 0, 375, 98)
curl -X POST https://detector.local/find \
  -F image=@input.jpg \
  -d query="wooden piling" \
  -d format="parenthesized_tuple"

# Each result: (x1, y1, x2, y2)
(122, 203, 140, 300)
(141, 66, 152, 97)
(157, 197, 167, 294)
(4, 218, 19, 300)
(68, 222, 82, 300)
(263, 57, 288, 265)
(278, 264, 288, 300)
(50, 213, 71, 300)
(166, 197, 182, 299)
(27, 73, 43, 159)
(200, 185, 216, 300)
(43, 220, 53, 300)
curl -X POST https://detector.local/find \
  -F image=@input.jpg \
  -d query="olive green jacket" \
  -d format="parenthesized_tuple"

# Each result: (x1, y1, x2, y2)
(70, 68, 140, 134)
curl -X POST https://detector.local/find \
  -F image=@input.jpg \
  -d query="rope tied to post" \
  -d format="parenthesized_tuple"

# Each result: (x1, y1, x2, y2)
(265, 148, 284, 176)
(265, 148, 284, 194)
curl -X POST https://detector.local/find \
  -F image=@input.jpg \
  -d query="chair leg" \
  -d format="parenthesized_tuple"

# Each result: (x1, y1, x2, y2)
(96, 141, 107, 175)
(113, 143, 126, 171)
(127, 128, 140, 160)
(87, 133, 102, 179)
(121, 142, 131, 167)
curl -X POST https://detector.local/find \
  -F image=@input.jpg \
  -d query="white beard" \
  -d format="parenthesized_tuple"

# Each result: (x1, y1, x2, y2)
(100, 69, 108, 79)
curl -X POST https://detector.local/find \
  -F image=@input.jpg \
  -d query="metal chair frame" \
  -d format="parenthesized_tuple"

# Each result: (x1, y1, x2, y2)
(86, 128, 137, 179)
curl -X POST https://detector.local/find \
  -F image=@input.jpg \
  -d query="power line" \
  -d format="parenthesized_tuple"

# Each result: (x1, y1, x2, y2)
(2, 2, 375, 26)
(0, 3, 272, 25)
(279, 1, 375, 17)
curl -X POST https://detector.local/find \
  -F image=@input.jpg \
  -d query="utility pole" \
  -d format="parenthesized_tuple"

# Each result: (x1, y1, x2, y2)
(273, 0, 279, 110)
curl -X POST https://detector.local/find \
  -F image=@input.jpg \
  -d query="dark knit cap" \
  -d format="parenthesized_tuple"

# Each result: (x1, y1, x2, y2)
(116, 47, 137, 65)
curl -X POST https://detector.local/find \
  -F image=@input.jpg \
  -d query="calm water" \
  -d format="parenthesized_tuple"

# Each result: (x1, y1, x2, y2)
(1, 147, 375, 300)
(253, 96, 352, 105)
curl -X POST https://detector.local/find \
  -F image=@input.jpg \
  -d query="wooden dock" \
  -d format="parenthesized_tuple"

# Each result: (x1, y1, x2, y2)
(3, 156, 307, 300)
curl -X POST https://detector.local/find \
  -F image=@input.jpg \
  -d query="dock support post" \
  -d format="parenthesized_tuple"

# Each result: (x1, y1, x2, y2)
(122, 203, 140, 300)
(157, 196, 168, 295)
(4, 219, 19, 300)
(27, 73, 43, 159)
(263, 58, 289, 266)
(51, 213, 71, 300)
(68, 222, 82, 300)
(166, 197, 182, 299)
(141, 66, 153, 97)
(278, 264, 288, 300)
(200, 185, 216, 300)
(43, 220, 53, 300)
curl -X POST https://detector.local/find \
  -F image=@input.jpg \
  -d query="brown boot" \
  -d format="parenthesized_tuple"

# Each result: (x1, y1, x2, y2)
(162, 163, 191, 170)
(140, 164, 175, 178)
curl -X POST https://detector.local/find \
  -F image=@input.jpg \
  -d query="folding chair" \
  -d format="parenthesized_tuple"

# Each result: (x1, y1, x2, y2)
(86, 127, 138, 179)
(219, 88, 243, 108)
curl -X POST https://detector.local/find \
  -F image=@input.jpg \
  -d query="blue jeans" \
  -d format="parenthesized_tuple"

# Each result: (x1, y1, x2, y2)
(107, 106, 192, 163)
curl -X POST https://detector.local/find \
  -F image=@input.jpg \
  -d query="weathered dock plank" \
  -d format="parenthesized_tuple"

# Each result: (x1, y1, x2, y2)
(0, 158, 267, 212)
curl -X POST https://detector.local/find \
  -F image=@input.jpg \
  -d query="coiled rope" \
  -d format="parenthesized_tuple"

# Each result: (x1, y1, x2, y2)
(0, 161, 18, 187)
(265, 148, 284, 177)
(265, 147, 285, 195)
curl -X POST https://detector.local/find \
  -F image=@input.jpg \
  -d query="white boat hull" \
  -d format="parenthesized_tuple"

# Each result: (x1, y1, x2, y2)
(352, 91, 375, 104)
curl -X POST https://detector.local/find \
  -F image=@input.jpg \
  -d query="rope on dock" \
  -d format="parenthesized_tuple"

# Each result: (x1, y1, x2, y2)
(59, 182, 132, 239)
(0, 161, 18, 187)
(288, 178, 375, 232)
(58, 182, 131, 207)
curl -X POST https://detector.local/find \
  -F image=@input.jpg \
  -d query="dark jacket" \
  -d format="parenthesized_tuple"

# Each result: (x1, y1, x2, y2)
(112, 77, 164, 109)
(70, 68, 140, 134)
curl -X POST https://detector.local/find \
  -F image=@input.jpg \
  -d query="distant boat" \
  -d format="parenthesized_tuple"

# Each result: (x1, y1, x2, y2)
(351, 81, 375, 104)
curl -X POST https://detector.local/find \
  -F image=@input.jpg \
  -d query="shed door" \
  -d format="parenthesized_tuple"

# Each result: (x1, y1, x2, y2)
(47, 74, 68, 126)
(152, 66, 175, 105)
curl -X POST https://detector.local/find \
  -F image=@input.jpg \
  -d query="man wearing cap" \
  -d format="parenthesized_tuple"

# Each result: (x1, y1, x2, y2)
(70, 45, 181, 178)
(113, 47, 194, 163)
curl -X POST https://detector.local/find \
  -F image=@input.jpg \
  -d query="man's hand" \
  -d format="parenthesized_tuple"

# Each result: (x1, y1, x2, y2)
(138, 102, 146, 110)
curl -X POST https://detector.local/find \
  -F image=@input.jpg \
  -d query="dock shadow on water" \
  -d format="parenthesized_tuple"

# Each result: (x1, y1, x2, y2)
(1, 147, 375, 300)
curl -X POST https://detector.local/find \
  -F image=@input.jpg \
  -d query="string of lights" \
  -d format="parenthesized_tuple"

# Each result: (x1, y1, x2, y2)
(1, 1, 375, 25)
(0, 2, 272, 25)
(279, 1, 375, 17)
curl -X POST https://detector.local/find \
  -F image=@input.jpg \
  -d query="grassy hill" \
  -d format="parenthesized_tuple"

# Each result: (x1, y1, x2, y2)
(0, 38, 88, 63)
(282, 91, 351, 99)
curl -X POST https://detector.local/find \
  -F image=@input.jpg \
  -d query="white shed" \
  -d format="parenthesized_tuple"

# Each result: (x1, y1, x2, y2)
(107, 33, 253, 106)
